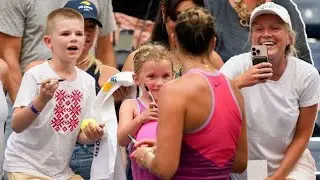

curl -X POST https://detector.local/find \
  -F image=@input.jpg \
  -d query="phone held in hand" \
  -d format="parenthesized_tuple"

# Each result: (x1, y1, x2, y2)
(251, 45, 268, 65)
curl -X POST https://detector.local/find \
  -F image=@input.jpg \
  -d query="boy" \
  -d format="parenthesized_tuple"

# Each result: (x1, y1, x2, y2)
(3, 8, 103, 180)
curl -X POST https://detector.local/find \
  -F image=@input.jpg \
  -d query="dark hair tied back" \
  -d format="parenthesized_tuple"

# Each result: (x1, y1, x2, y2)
(175, 7, 216, 56)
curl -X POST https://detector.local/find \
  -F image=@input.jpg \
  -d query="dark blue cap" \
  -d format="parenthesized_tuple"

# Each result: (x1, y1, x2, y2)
(64, 0, 103, 27)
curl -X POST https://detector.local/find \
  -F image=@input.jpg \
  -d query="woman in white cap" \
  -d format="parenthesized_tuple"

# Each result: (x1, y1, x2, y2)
(205, 0, 313, 65)
(221, 2, 320, 180)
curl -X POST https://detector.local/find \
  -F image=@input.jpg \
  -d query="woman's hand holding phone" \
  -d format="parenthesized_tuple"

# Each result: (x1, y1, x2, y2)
(236, 62, 273, 88)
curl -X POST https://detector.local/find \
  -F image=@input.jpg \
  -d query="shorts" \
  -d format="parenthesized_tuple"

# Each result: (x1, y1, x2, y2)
(286, 149, 316, 180)
(7, 172, 83, 180)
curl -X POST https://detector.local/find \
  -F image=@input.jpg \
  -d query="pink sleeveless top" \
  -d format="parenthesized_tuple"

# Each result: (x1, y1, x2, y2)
(131, 98, 159, 180)
(173, 69, 242, 179)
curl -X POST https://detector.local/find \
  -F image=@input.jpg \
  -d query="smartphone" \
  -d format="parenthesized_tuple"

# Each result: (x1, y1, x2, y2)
(115, 29, 134, 51)
(251, 45, 268, 65)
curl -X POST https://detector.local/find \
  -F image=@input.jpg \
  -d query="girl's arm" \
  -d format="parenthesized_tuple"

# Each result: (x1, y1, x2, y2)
(117, 99, 143, 146)
(270, 104, 318, 179)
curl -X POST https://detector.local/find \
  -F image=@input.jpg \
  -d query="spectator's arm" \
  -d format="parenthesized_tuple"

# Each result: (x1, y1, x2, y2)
(96, 34, 117, 68)
(0, 33, 22, 102)
(98, 63, 119, 87)
(96, 0, 117, 68)
(121, 50, 136, 72)
(271, 104, 317, 179)
(271, 67, 320, 179)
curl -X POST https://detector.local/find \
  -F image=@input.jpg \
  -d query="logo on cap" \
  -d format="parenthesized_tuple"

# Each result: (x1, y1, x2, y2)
(78, 1, 93, 11)
(80, 1, 91, 6)
(258, 3, 280, 10)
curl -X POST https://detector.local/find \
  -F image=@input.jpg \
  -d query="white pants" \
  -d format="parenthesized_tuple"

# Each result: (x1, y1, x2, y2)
(286, 149, 316, 180)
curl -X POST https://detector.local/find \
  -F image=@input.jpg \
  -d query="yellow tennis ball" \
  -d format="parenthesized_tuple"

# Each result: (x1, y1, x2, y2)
(81, 118, 98, 130)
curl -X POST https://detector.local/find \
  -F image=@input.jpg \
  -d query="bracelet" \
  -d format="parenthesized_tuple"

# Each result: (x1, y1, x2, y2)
(142, 148, 155, 169)
(29, 102, 41, 115)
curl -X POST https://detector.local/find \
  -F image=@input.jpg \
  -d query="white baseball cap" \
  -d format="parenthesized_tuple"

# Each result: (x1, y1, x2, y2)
(250, 2, 292, 29)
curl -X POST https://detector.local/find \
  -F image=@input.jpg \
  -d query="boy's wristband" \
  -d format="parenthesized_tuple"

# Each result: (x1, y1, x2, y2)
(29, 102, 41, 115)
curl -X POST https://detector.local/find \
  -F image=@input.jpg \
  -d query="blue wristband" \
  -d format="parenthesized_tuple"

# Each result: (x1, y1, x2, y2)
(29, 102, 40, 115)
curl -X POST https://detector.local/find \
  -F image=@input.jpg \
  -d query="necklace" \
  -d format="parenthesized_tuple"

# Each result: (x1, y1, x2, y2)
(233, 0, 264, 27)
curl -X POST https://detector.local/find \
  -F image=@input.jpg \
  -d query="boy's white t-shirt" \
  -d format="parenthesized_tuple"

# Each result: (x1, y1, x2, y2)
(220, 53, 320, 178)
(4, 62, 96, 179)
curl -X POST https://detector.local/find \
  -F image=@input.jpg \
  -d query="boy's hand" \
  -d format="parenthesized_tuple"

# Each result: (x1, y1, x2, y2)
(82, 123, 105, 141)
(138, 102, 158, 123)
(38, 79, 59, 103)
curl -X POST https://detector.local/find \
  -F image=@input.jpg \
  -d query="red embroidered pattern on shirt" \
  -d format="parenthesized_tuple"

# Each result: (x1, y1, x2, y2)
(51, 89, 83, 132)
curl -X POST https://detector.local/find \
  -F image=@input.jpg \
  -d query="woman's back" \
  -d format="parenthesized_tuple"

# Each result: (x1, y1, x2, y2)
(173, 69, 242, 179)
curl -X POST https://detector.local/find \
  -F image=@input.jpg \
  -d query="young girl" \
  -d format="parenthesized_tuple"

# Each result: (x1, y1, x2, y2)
(117, 43, 174, 180)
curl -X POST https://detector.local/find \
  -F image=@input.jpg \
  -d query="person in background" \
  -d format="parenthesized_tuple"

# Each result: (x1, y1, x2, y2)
(121, 0, 224, 73)
(131, 7, 247, 179)
(205, 0, 313, 64)
(0, 0, 117, 103)
(25, 1, 120, 179)
(220, 2, 319, 179)
(118, 43, 174, 180)
(112, 0, 161, 50)
(0, 59, 8, 179)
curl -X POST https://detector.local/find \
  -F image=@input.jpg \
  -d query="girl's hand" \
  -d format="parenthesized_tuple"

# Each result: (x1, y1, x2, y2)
(137, 103, 158, 123)
(148, 102, 158, 109)
(38, 79, 59, 103)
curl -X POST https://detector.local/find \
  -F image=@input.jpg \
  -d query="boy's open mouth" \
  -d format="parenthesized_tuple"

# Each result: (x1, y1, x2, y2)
(67, 46, 78, 51)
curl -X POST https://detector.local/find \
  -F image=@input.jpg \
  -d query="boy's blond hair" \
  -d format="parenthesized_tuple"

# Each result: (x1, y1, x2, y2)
(45, 8, 84, 35)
